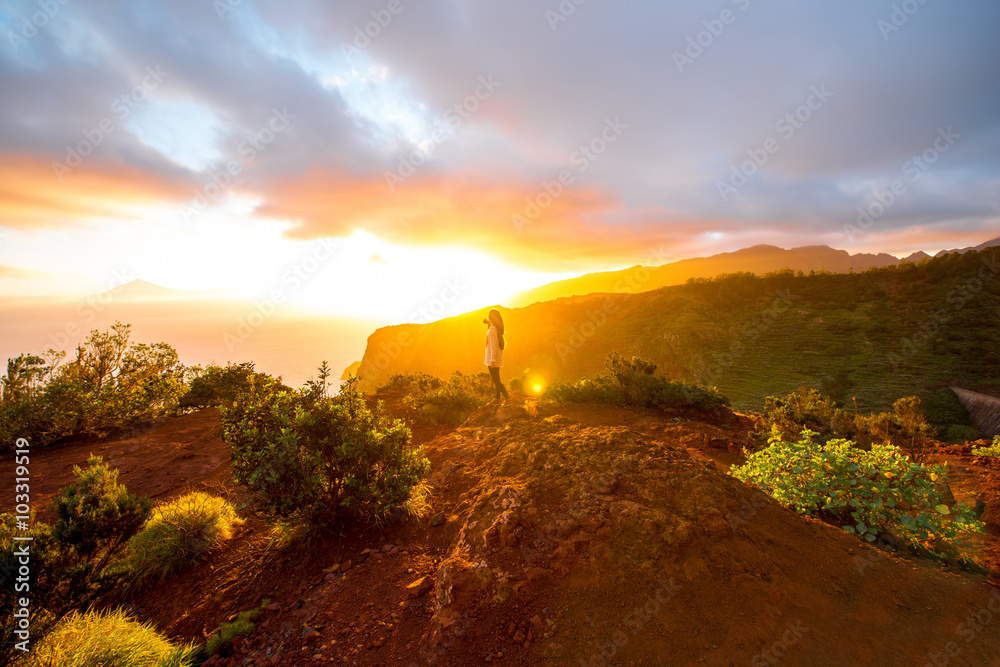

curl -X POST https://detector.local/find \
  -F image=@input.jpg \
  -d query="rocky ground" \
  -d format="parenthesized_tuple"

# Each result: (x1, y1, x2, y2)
(3, 395, 999, 666)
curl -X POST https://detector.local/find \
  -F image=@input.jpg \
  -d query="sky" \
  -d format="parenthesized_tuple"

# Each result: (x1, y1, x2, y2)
(1, 0, 998, 319)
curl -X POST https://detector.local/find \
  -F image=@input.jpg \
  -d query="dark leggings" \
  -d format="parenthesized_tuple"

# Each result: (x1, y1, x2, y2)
(488, 366, 509, 399)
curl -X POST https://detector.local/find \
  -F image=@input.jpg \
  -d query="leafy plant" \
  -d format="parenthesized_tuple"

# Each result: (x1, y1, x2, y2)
(178, 361, 281, 410)
(378, 371, 495, 425)
(971, 435, 1000, 457)
(50, 455, 152, 570)
(0, 323, 187, 449)
(222, 368, 430, 527)
(546, 353, 729, 413)
(19, 608, 197, 667)
(124, 492, 243, 586)
(731, 429, 983, 553)
(751, 388, 936, 461)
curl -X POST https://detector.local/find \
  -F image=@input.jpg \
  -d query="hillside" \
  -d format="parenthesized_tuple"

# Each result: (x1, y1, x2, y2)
(510, 238, 1000, 307)
(349, 247, 1000, 430)
(3, 398, 998, 666)
(509, 244, 904, 307)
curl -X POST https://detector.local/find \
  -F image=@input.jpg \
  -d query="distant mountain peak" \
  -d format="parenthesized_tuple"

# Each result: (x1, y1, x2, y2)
(102, 279, 203, 301)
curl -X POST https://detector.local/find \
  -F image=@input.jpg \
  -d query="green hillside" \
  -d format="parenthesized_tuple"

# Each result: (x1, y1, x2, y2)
(351, 248, 1000, 429)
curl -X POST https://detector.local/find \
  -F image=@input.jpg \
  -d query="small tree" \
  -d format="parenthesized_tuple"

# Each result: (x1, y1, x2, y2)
(222, 369, 429, 527)
(50, 455, 152, 571)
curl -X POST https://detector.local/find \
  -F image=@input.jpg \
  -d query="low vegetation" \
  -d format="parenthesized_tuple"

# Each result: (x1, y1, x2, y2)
(546, 353, 729, 413)
(204, 602, 268, 657)
(1, 458, 155, 665)
(124, 492, 243, 586)
(222, 369, 430, 528)
(0, 322, 187, 449)
(971, 435, 1000, 457)
(732, 429, 983, 558)
(18, 608, 196, 667)
(377, 370, 495, 425)
(751, 387, 935, 462)
(178, 361, 282, 410)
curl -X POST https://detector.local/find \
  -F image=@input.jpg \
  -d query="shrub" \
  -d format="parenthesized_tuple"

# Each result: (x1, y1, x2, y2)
(378, 371, 494, 425)
(19, 608, 196, 667)
(179, 362, 281, 409)
(125, 493, 243, 585)
(222, 370, 430, 527)
(732, 429, 983, 553)
(971, 435, 1000, 457)
(752, 388, 936, 461)
(50, 455, 152, 568)
(0, 323, 187, 449)
(546, 353, 729, 413)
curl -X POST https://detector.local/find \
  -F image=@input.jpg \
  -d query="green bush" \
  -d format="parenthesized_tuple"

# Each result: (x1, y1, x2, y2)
(222, 370, 430, 527)
(179, 362, 282, 409)
(0, 323, 187, 449)
(18, 608, 196, 667)
(732, 429, 983, 553)
(971, 435, 1000, 457)
(124, 493, 242, 586)
(50, 455, 152, 568)
(378, 371, 495, 425)
(751, 388, 936, 462)
(546, 353, 729, 413)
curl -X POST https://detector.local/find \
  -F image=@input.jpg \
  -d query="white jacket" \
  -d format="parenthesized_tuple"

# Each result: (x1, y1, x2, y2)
(485, 324, 503, 367)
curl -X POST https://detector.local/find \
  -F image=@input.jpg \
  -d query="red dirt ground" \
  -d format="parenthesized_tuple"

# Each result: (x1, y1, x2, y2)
(2, 397, 999, 667)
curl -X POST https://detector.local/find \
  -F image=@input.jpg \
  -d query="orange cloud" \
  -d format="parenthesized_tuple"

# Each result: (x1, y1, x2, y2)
(258, 168, 718, 271)
(0, 155, 191, 229)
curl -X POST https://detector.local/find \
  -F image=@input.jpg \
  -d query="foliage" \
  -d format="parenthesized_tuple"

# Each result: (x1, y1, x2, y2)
(17, 608, 197, 667)
(971, 435, 1000, 457)
(178, 362, 278, 410)
(1, 462, 152, 665)
(50, 455, 153, 566)
(124, 492, 243, 586)
(751, 388, 935, 462)
(378, 371, 495, 425)
(546, 353, 729, 413)
(222, 367, 430, 527)
(946, 424, 983, 444)
(204, 602, 267, 657)
(732, 429, 983, 554)
(0, 322, 187, 449)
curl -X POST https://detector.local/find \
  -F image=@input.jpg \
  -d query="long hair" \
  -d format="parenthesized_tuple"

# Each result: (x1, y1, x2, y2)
(487, 308, 505, 350)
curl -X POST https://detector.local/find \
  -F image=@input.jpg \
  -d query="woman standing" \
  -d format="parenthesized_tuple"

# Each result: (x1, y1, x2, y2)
(484, 308, 510, 404)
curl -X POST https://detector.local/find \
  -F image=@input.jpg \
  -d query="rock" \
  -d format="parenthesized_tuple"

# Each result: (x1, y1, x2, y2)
(406, 576, 434, 598)
(323, 563, 341, 574)
(360, 548, 371, 558)
(707, 437, 730, 450)
(324, 572, 338, 582)
(202, 657, 219, 667)
(383, 543, 396, 552)
(302, 626, 321, 640)
(430, 512, 446, 527)
(267, 602, 282, 612)
(934, 478, 957, 506)
(513, 628, 526, 644)
(342, 560, 352, 572)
